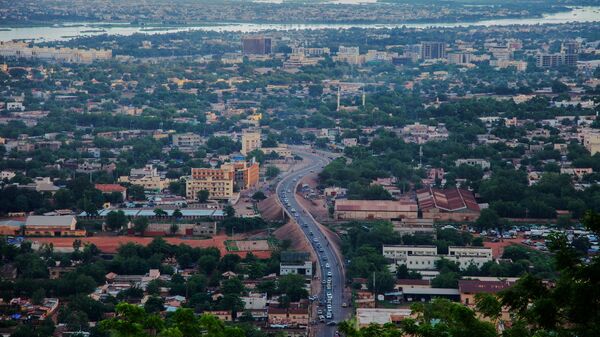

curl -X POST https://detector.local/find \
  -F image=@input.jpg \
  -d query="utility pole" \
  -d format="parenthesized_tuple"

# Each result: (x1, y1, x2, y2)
(336, 86, 341, 112)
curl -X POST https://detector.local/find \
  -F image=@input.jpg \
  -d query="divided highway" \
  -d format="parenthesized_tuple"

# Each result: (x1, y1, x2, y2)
(275, 149, 346, 337)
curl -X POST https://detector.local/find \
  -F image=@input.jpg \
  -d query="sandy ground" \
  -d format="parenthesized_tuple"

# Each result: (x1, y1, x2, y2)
(483, 237, 542, 259)
(30, 234, 272, 258)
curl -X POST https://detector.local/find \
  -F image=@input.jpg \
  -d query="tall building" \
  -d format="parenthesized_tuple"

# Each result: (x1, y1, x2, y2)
(186, 166, 235, 201)
(447, 52, 472, 65)
(241, 130, 261, 155)
(420, 42, 446, 60)
(185, 161, 259, 201)
(242, 36, 272, 55)
(561, 40, 580, 55)
(536, 52, 578, 68)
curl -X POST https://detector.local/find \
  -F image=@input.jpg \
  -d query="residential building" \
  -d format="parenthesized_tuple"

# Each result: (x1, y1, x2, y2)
(447, 52, 472, 65)
(186, 167, 235, 201)
(241, 130, 261, 155)
(455, 158, 491, 170)
(279, 251, 313, 277)
(241, 292, 268, 310)
(118, 165, 172, 192)
(95, 184, 127, 200)
(172, 133, 203, 149)
(242, 36, 272, 55)
(421, 41, 446, 60)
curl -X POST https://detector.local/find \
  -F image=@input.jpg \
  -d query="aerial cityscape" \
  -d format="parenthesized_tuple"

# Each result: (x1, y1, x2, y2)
(0, 0, 598, 337)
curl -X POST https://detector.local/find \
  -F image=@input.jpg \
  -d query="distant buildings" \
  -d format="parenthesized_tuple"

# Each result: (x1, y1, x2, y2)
(420, 41, 446, 60)
(242, 36, 272, 55)
(536, 43, 579, 68)
(0, 41, 111, 64)
(455, 158, 491, 170)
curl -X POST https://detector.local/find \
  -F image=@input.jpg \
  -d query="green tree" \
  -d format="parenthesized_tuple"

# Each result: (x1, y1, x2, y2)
(105, 210, 128, 230)
(133, 217, 149, 234)
(197, 190, 210, 203)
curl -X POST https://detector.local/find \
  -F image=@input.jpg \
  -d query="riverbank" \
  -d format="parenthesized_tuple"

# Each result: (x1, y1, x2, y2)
(0, 6, 597, 42)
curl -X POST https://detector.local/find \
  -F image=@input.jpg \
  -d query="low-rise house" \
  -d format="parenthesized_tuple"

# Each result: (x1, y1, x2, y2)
(24, 215, 84, 237)
(279, 251, 313, 278)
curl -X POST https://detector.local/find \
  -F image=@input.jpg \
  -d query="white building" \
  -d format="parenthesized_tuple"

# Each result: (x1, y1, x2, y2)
(383, 245, 492, 271)
(279, 251, 313, 277)
(455, 158, 491, 170)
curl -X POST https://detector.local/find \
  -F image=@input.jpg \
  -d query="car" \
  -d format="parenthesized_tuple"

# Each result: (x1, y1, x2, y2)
(317, 309, 323, 315)
(342, 302, 347, 308)
(313, 238, 319, 243)
(322, 279, 327, 284)
(327, 292, 332, 298)
(319, 315, 325, 322)
(327, 304, 332, 310)
(325, 263, 330, 269)
(309, 231, 314, 236)
(327, 271, 332, 276)
(322, 256, 328, 261)
(326, 312, 333, 319)
(326, 321, 337, 326)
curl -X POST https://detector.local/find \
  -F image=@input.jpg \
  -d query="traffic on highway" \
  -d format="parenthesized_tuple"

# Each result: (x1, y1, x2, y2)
(275, 149, 346, 337)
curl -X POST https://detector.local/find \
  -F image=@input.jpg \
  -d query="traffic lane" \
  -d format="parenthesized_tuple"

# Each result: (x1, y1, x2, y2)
(276, 154, 344, 325)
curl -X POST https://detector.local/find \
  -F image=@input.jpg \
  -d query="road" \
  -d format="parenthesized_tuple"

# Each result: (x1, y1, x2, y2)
(275, 148, 347, 337)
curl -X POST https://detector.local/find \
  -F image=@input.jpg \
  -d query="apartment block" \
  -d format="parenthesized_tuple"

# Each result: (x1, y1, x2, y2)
(241, 130, 261, 155)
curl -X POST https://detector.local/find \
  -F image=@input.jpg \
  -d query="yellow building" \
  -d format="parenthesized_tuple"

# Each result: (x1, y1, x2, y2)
(186, 161, 259, 201)
(241, 130, 261, 155)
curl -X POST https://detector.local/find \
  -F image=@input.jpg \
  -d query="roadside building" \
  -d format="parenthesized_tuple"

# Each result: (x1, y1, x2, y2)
(279, 251, 313, 277)
(416, 187, 481, 222)
(334, 199, 418, 220)
(383, 245, 492, 271)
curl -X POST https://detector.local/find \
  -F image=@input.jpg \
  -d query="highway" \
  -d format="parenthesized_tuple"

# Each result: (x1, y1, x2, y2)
(275, 148, 347, 337)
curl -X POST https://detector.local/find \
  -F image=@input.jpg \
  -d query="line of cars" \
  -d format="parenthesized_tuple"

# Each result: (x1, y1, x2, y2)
(278, 174, 336, 324)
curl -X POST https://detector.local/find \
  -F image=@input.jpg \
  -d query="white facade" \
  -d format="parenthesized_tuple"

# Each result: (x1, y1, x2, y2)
(383, 245, 492, 271)
(280, 261, 313, 277)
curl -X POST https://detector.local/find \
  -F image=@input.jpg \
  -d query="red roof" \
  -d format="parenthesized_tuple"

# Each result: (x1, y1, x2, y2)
(458, 280, 514, 294)
(95, 184, 127, 193)
(417, 187, 480, 212)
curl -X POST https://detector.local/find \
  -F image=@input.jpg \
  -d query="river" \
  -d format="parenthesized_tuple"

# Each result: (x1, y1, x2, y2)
(0, 6, 598, 42)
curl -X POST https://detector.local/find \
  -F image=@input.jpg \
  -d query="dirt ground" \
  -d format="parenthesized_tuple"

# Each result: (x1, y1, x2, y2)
(31, 234, 271, 258)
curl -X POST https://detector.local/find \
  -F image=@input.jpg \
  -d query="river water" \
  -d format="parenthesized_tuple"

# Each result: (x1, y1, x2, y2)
(0, 6, 598, 42)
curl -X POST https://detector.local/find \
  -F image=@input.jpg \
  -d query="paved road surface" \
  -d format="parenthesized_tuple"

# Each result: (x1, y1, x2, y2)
(276, 149, 347, 337)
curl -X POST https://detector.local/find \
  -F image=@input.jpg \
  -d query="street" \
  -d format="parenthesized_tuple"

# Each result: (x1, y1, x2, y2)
(275, 148, 348, 337)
